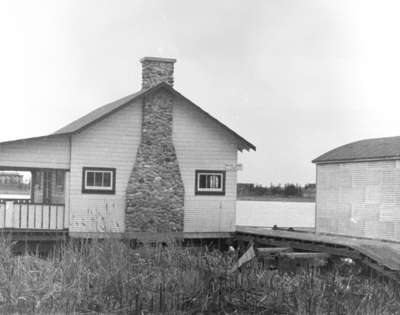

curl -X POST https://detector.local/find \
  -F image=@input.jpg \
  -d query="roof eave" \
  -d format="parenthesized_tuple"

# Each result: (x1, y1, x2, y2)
(0, 133, 71, 146)
(2, 82, 256, 151)
(159, 83, 256, 152)
(313, 155, 400, 164)
(239, 143, 256, 152)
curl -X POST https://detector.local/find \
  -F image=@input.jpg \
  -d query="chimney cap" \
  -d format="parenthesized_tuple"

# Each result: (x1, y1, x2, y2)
(140, 56, 176, 64)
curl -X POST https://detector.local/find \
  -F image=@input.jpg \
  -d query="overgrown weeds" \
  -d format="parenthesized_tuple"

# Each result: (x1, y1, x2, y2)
(0, 239, 397, 314)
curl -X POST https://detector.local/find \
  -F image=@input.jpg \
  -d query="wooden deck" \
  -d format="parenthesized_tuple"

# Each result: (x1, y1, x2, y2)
(0, 228, 68, 241)
(236, 226, 400, 279)
(69, 231, 233, 241)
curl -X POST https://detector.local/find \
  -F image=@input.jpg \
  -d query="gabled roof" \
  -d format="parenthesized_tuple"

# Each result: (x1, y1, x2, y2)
(1, 83, 256, 151)
(53, 90, 143, 135)
(312, 136, 400, 164)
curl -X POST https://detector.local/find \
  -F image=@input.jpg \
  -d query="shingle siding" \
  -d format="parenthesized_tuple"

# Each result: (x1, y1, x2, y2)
(316, 161, 400, 241)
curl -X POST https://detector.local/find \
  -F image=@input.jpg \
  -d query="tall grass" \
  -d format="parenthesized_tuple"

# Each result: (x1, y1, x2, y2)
(0, 239, 398, 314)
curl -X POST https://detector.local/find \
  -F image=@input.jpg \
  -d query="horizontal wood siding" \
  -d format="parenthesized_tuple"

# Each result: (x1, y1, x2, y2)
(316, 161, 400, 242)
(0, 136, 70, 169)
(69, 100, 142, 233)
(173, 98, 238, 232)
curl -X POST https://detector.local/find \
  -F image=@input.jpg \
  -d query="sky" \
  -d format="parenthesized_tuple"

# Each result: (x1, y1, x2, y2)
(0, 0, 399, 185)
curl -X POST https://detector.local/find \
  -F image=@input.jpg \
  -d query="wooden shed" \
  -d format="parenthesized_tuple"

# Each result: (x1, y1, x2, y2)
(0, 57, 255, 238)
(313, 136, 400, 242)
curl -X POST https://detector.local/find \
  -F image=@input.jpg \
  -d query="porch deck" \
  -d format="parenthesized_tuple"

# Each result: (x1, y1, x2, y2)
(235, 226, 400, 277)
(68, 231, 233, 240)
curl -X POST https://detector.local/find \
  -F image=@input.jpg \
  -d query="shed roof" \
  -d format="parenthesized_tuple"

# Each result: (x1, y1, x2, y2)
(312, 136, 400, 164)
(1, 83, 256, 151)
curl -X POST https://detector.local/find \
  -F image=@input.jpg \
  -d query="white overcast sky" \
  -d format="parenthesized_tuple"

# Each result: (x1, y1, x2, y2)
(0, 0, 399, 185)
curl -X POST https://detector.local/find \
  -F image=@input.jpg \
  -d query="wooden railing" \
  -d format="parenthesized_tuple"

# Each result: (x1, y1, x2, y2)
(0, 202, 66, 230)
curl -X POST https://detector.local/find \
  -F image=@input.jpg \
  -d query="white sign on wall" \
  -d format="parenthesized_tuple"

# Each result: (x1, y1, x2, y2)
(224, 163, 243, 171)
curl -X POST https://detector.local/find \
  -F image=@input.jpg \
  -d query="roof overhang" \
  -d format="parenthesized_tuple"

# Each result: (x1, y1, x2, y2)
(313, 156, 400, 165)
(160, 84, 256, 152)
(0, 82, 255, 152)
(0, 134, 69, 146)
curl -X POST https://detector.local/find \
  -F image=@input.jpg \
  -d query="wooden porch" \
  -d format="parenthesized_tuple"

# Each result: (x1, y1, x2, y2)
(235, 226, 400, 281)
(0, 201, 66, 230)
(0, 167, 68, 232)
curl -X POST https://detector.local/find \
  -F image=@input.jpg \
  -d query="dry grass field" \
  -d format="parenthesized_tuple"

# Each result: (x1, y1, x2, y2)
(0, 239, 398, 314)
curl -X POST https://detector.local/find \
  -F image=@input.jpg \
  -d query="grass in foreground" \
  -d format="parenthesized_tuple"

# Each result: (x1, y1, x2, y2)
(0, 240, 398, 314)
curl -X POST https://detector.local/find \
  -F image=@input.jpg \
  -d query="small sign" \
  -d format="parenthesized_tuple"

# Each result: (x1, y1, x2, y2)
(225, 163, 243, 171)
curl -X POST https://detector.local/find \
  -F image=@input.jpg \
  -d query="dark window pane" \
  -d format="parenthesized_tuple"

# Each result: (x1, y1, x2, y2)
(94, 172, 103, 187)
(56, 171, 65, 193)
(34, 171, 42, 186)
(199, 174, 207, 188)
(56, 171, 64, 186)
(86, 172, 94, 186)
(206, 175, 211, 188)
(103, 172, 111, 187)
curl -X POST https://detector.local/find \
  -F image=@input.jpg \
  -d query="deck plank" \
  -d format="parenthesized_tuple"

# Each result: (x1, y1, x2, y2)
(236, 226, 400, 271)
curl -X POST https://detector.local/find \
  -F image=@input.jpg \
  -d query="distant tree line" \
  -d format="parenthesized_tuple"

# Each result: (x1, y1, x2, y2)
(237, 183, 316, 198)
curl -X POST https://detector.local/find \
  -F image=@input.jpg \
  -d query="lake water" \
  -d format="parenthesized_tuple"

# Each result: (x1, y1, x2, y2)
(236, 200, 315, 228)
(0, 198, 315, 229)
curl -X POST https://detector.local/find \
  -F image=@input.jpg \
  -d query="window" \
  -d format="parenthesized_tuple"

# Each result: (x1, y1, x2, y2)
(33, 171, 42, 189)
(0, 171, 31, 201)
(195, 170, 225, 195)
(55, 170, 65, 193)
(82, 167, 116, 194)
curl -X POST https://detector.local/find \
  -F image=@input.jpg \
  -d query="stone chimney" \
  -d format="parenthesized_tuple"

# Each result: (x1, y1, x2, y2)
(125, 56, 184, 233)
(140, 57, 176, 89)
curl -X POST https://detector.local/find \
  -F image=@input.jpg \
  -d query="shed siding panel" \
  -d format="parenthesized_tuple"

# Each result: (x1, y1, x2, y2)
(173, 98, 238, 232)
(316, 161, 400, 241)
(69, 100, 142, 233)
(0, 136, 70, 169)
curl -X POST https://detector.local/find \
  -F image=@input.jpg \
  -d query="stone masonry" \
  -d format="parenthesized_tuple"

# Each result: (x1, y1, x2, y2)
(125, 57, 184, 232)
(141, 57, 175, 89)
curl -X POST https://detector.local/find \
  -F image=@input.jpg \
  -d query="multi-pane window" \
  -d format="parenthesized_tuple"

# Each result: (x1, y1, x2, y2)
(82, 167, 116, 194)
(195, 170, 225, 195)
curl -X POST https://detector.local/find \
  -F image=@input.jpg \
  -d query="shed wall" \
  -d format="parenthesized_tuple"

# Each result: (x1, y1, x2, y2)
(0, 136, 70, 169)
(173, 98, 238, 232)
(316, 161, 400, 242)
(69, 100, 142, 233)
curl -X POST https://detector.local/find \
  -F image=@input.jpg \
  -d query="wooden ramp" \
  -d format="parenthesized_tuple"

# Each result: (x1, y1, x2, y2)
(236, 226, 400, 280)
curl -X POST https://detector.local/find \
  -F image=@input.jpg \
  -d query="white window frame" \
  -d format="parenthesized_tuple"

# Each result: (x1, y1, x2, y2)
(195, 170, 226, 195)
(82, 167, 116, 194)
